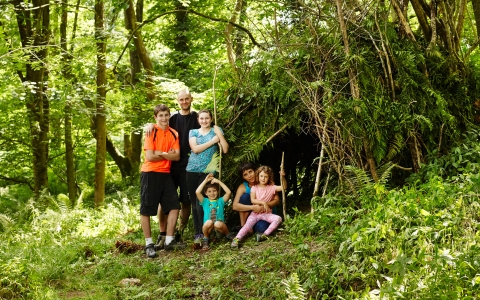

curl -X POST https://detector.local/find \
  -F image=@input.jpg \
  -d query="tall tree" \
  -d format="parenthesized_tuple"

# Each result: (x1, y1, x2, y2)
(473, 0, 480, 39)
(125, 0, 156, 100)
(61, 0, 79, 202)
(173, 0, 189, 76)
(123, 0, 143, 176)
(12, 0, 51, 197)
(94, 0, 107, 206)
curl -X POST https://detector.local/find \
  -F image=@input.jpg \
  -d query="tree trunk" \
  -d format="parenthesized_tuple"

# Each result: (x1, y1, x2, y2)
(123, 0, 143, 174)
(410, 0, 431, 40)
(407, 134, 422, 172)
(124, 0, 142, 85)
(125, 0, 156, 100)
(61, 0, 78, 203)
(174, 0, 189, 76)
(94, 0, 107, 207)
(13, 0, 51, 197)
(391, 0, 417, 42)
(226, 0, 245, 75)
(472, 0, 480, 39)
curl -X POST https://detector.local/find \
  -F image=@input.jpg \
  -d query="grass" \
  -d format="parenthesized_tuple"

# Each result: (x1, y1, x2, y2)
(2, 129, 480, 299)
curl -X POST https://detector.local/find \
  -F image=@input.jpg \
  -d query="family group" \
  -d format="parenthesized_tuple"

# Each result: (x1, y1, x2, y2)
(140, 89, 285, 258)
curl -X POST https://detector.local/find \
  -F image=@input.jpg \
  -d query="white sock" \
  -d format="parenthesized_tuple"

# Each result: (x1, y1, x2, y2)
(165, 236, 174, 245)
(145, 237, 153, 245)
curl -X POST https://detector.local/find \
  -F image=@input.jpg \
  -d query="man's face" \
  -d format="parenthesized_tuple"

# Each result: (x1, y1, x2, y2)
(177, 92, 192, 111)
(155, 110, 170, 126)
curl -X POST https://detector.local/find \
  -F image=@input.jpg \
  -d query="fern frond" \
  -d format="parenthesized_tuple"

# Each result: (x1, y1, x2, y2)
(204, 151, 221, 174)
(383, 133, 405, 162)
(344, 165, 373, 190)
(377, 162, 395, 185)
(282, 272, 305, 300)
(0, 213, 14, 231)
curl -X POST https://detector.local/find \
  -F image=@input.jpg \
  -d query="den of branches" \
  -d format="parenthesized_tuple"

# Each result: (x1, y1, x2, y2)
(0, 0, 479, 208)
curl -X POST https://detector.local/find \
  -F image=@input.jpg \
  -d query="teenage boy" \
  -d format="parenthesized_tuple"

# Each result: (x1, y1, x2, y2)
(146, 89, 200, 248)
(140, 104, 184, 258)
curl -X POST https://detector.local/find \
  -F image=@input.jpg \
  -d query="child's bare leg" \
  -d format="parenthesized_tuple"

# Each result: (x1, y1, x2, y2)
(202, 220, 214, 238)
(214, 221, 229, 235)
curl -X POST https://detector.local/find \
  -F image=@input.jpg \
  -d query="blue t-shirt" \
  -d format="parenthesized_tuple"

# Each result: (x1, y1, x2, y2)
(186, 128, 223, 173)
(201, 197, 226, 223)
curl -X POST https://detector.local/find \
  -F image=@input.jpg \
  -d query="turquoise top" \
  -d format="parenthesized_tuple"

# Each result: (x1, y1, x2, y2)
(186, 128, 223, 173)
(201, 197, 226, 223)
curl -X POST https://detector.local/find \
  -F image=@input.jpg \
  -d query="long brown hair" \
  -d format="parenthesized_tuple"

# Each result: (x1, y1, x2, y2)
(255, 165, 275, 185)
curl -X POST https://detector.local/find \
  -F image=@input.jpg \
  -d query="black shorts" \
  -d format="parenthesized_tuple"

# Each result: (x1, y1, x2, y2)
(140, 172, 180, 216)
(170, 167, 190, 205)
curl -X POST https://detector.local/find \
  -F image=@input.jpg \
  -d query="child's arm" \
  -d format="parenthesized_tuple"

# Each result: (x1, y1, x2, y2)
(232, 185, 265, 213)
(267, 193, 280, 209)
(195, 174, 214, 203)
(211, 178, 232, 202)
(251, 191, 269, 211)
(213, 125, 229, 154)
(189, 135, 219, 154)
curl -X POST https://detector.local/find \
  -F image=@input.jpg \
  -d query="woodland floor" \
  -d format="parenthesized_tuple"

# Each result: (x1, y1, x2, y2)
(55, 225, 323, 300)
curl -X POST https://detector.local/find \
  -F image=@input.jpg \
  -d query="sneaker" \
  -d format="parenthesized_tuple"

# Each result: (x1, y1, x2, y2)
(256, 234, 268, 242)
(175, 227, 185, 243)
(145, 243, 157, 258)
(154, 235, 166, 251)
(231, 238, 240, 248)
(164, 240, 187, 251)
(174, 231, 182, 243)
(202, 238, 210, 251)
(193, 235, 203, 250)
(225, 232, 235, 241)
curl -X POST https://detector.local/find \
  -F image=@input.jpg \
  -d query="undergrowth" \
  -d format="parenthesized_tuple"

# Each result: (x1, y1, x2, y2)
(1, 129, 479, 299)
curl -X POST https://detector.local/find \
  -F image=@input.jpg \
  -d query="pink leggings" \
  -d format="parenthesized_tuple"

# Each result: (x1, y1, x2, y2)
(236, 212, 282, 239)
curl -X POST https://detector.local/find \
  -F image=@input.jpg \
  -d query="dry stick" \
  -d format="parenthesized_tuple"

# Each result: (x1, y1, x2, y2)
(437, 123, 445, 156)
(321, 165, 331, 198)
(212, 66, 222, 192)
(312, 121, 328, 213)
(280, 152, 287, 219)
(265, 124, 288, 144)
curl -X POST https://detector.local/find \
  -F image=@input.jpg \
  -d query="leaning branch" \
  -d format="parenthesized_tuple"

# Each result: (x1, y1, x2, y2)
(0, 175, 33, 190)
(113, 9, 264, 72)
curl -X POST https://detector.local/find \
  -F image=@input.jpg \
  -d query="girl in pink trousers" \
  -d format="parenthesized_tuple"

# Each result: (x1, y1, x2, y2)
(231, 165, 284, 247)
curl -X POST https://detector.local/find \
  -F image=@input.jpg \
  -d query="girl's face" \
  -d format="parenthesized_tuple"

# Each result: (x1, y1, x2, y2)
(242, 169, 255, 184)
(258, 171, 270, 185)
(205, 187, 218, 200)
(198, 112, 212, 128)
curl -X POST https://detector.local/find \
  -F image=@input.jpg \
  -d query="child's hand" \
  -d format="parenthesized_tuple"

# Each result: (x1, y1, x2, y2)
(213, 125, 222, 136)
(262, 202, 269, 212)
(206, 173, 214, 182)
(280, 169, 286, 176)
(210, 178, 217, 184)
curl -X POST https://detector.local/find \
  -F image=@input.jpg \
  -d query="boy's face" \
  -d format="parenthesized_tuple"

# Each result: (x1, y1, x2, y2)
(242, 169, 255, 184)
(205, 187, 218, 200)
(154, 110, 170, 127)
